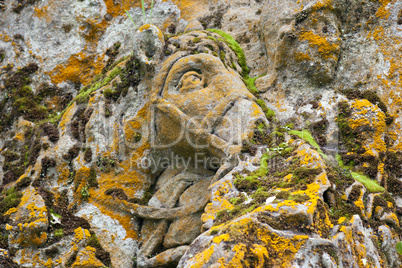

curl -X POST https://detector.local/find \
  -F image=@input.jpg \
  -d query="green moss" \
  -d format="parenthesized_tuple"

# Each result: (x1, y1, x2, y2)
(250, 188, 271, 203)
(396, 241, 402, 255)
(54, 229, 64, 238)
(289, 193, 310, 203)
(5, 187, 16, 196)
(88, 168, 98, 188)
(0, 188, 22, 214)
(207, 29, 248, 74)
(207, 36, 216, 41)
(101, 67, 122, 87)
(255, 99, 276, 121)
(45, 247, 60, 258)
(288, 129, 325, 157)
(132, 132, 142, 143)
(13, 97, 48, 121)
(243, 76, 260, 95)
(219, 51, 226, 64)
(103, 88, 116, 99)
(15, 176, 31, 191)
(351, 172, 385, 193)
(193, 37, 200, 43)
(87, 233, 102, 249)
(337, 154, 384, 192)
(207, 29, 261, 95)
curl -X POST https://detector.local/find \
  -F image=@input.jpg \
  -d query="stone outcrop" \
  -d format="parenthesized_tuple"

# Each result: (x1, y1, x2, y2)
(0, 0, 402, 267)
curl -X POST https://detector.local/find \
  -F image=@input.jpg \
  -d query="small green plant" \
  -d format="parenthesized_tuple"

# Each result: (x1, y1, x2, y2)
(125, 0, 154, 29)
(54, 229, 64, 238)
(351, 172, 385, 193)
(396, 241, 402, 255)
(81, 185, 90, 200)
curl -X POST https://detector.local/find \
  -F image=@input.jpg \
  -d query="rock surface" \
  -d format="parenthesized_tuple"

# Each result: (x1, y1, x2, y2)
(0, 0, 402, 267)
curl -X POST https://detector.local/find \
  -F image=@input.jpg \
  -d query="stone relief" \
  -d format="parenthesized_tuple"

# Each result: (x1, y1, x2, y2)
(0, 0, 401, 267)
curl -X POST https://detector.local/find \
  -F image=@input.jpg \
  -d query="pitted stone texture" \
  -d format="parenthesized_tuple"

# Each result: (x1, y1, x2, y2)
(332, 215, 383, 268)
(13, 227, 91, 268)
(75, 203, 138, 268)
(6, 187, 49, 249)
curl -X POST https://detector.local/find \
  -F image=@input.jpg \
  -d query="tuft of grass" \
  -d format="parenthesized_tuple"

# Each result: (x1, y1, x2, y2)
(351, 172, 385, 193)
(126, 0, 154, 29)
(125, 10, 137, 28)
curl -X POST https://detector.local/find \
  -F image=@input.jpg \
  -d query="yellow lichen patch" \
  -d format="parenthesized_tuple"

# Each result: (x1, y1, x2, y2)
(375, 0, 393, 19)
(190, 214, 308, 267)
(212, 233, 230, 244)
(92, 196, 139, 240)
(170, 0, 210, 21)
(74, 227, 91, 242)
(57, 163, 70, 185)
(201, 179, 235, 223)
(338, 222, 369, 266)
(354, 198, 366, 218)
(5, 207, 18, 215)
(78, 18, 109, 47)
(139, 24, 164, 43)
(103, 0, 142, 18)
(202, 198, 234, 223)
(59, 102, 77, 133)
(189, 244, 216, 268)
(228, 243, 247, 267)
(299, 30, 340, 60)
(34, 6, 52, 23)
(312, 0, 333, 11)
(338, 217, 347, 224)
(348, 99, 386, 156)
(5, 189, 49, 247)
(71, 246, 105, 267)
(250, 244, 269, 268)
(47, 52, 105, 85)
(294, 52, 311, 61)
(231, 218, 307, 267)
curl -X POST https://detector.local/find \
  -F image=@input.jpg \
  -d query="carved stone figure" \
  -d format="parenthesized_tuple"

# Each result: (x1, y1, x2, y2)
(118, 30, 268, 267)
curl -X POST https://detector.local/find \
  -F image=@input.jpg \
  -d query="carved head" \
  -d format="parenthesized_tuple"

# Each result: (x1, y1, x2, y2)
(150, 31, 266, 162)
(261, 0, 342, 84)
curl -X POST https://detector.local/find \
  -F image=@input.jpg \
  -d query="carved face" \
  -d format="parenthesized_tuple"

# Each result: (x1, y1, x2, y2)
(262, 1, 342, 84)
(152, 53, 264, 159)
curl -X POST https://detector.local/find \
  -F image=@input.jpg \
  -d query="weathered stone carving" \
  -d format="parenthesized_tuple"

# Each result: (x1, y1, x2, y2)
(115, 30, 267, 267)
(1, 0, 402, 267)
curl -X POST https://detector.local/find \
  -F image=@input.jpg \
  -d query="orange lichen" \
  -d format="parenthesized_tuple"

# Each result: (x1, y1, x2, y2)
(47, 52, 105, 85)
(71, 246, 105, 267)
(103, 0, 141, 18)
(294, 52, 311, 61)
(375, 0, 393, 19)
(34, 6, 52, 23)
(299, 30, 339, 60)
(189, 244, 216, 268)
(348, 99, 387, 155)
(311, 0, 333, 11)
(170, 0, 210, 21)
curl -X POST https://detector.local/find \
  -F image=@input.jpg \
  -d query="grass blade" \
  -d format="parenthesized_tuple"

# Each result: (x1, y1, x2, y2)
(141, 0, 146, 25)
(125, 10, 137, 28)
(148, 0, 154, 24)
